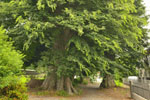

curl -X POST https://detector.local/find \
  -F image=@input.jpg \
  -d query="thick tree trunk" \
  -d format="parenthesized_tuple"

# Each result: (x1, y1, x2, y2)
(41, 29, 76, 94)
(100, 74, 116, 88)
(56, 76, 64, 91)
(65, 77, 73, 95)
(65, 77, 78, 95)
(41, 70, 57, 90)
(41, 72, 77, 94)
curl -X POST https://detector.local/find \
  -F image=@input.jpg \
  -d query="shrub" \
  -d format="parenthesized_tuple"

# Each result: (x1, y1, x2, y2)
(0, 26, 28, 100)
(114, 80, 123, 87)
(56, 90, 69, 97)
(35, 91, 50, 96)
(0, 78, 28, 100)
(82, 79, 88, 85)
(76, 89, 83, 95)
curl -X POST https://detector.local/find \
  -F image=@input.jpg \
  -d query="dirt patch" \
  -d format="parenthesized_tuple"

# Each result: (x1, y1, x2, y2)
(29, 83, 133, 100)
(98, 87, 132, 100)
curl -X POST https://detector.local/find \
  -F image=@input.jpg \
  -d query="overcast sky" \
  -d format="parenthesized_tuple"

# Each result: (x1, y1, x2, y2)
(143, 0, 150, 40)
(143, 0, 150, 15)
(143, 0, 150, 29)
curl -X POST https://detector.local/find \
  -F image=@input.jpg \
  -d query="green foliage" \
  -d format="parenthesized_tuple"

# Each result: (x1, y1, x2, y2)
(0, 26, 28, 99)
(56, 90, 69, 97)
(76, 89, 83, 96)
(114, 80, 123, 87)
(82, 79, 88, 85)
(36, 91, 50, 96)
(0, 80, 28, 100)
(0, 0, 148, 83)
(0, 26, 24, 88)
(72, 77, 82, 87)
(73, 77, 88, 86)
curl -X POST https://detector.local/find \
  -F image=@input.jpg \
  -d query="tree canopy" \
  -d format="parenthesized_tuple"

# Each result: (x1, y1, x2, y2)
(0, 0, 148, 93)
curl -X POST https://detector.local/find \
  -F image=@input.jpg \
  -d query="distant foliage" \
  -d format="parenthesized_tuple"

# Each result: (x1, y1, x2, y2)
(0, 26, 28, 99)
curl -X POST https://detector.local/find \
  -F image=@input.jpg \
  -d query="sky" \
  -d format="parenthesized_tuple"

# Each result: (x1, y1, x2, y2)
(143, 0, 150, 29)
(143, 0, 150, 39)
(143, 0, 150, 15)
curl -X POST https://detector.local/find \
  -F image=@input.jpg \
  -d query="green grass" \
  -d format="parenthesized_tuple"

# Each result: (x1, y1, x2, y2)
(56, 90, 69, 97)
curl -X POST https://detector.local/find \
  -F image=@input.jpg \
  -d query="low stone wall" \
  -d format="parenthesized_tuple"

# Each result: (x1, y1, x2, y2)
(27, 79, 44, 88)
(132, 93, 147, 100)
(130, 81, 150, 100)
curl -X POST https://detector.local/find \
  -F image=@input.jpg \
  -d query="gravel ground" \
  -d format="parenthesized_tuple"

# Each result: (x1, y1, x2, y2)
(29, 83, 133, 100)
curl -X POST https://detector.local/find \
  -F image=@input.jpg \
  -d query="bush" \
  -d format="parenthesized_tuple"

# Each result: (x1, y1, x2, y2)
(0, 26, 28, 100)
(0, 80, 28, 100)
(114, 80, 123, 87)
(76, 89, 83, 95)
(56, 90, 69, 97)
(82, 79, 88, 85)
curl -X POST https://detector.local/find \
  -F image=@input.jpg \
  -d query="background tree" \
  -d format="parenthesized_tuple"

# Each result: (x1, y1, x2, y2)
(96, 0, 149, 88)
(0, 0, 148, 94)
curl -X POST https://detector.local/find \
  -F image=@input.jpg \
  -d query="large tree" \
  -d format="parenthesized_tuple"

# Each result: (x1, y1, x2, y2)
(100, 0, 149, 88)
(0, 0, 148, 94)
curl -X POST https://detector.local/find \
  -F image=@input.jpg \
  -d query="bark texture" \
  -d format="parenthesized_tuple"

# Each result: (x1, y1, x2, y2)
(65, 77, 78, 95)
(56, 76, 64, 91)
(41, 74, 77, 94)
(41, 70, 57, 90)
(100, 74, 116, 88)
(41, 29, 77, 94)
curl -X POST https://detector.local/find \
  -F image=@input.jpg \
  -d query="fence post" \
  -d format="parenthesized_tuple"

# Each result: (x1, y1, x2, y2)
(129, 81, 133, 99)
(149, 84, 150, 100)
